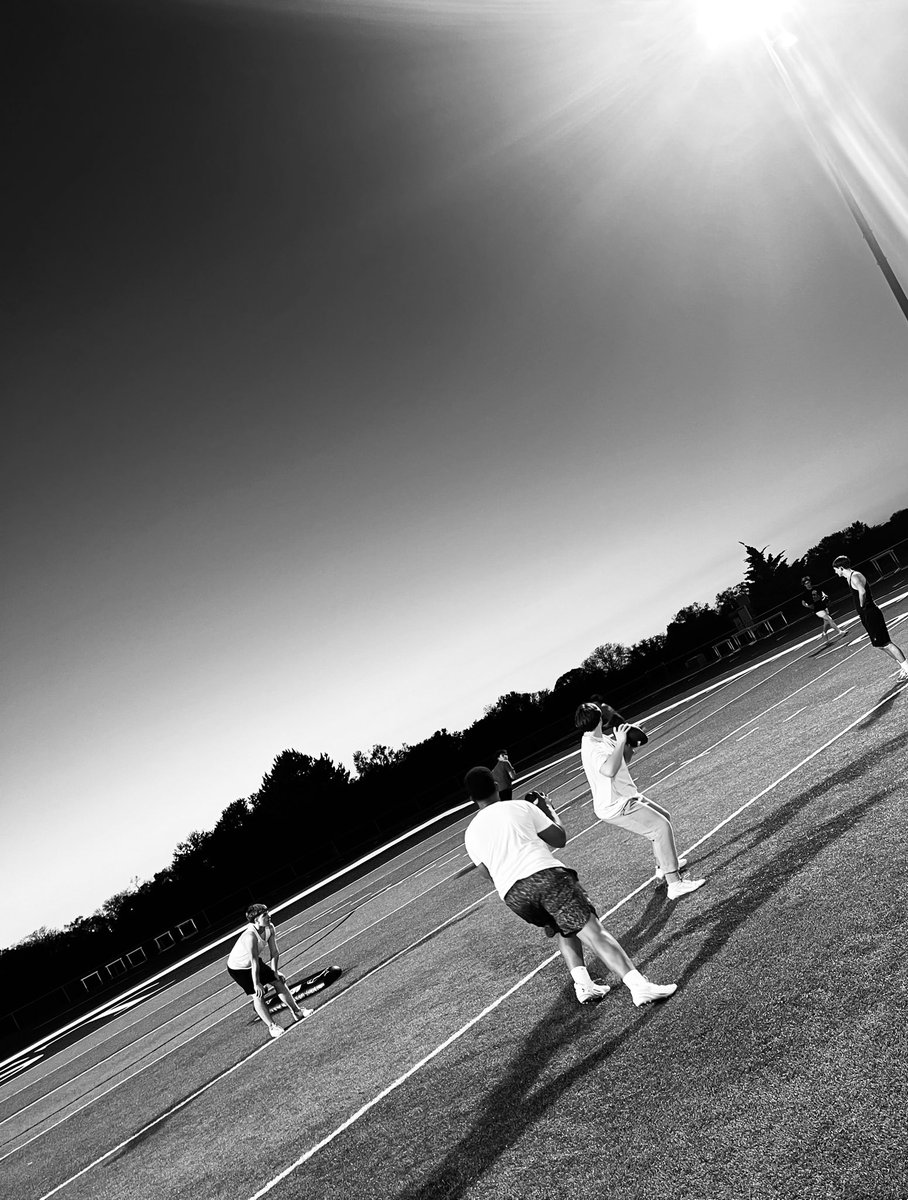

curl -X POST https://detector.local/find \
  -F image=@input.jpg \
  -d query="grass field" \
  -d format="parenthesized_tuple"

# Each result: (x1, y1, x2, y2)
(2, 586, 908, 1200)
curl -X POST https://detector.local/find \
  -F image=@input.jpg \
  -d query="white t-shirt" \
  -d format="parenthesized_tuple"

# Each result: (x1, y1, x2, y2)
(464, 800, 565, 899)
(580, 730, 640, 820)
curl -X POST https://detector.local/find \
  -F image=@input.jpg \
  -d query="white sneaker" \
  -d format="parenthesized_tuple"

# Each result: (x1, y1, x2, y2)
(666, 877, 705, 901)
(293, 1008, 314, 1022)
(629, 979, 677, 1007)
(655, 856, 688, 881)
(574, 979, 611, 1004)
(898, 662, 908, 680)
(268, 1024, 284, 1039)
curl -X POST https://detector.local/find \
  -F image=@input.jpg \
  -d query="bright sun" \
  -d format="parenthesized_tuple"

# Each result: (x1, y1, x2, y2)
(695, 0, 791, 49)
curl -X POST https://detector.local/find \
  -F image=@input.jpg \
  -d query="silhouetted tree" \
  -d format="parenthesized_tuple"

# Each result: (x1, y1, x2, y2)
(664, 601, 729, 658)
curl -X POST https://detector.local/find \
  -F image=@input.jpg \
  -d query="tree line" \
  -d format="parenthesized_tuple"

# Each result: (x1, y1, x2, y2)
(2, 507, 906, 1034)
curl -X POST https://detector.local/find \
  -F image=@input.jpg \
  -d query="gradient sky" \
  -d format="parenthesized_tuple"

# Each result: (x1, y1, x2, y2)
(3, 0, 908, 950)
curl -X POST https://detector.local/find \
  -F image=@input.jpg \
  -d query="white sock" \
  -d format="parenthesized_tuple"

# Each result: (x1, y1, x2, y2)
(622, 969, 645, 989)
(570, 966, 593, 987)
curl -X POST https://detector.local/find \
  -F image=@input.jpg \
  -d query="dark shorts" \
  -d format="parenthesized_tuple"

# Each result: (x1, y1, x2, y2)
(503, 867, 596, 938)
(228, 962, 277, 995)
(859, 604, 891, 648)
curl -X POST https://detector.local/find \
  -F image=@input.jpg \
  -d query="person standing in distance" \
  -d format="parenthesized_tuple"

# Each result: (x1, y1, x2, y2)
(575, 703, 705, 901)
(491, 750, 517, 802)
(832, 556, 908, 679)
(226, 904, 312, 1039)
(463, 766, 677, 1008)
(800, 576, 845, 645)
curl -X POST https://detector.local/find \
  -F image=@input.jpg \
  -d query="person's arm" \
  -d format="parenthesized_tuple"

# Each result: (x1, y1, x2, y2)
(599, 726, 629, 778)
(852, 572, 868, 607)
(266, 927, 282, 979)
(537, 823, 567, 849)
(247, 934, 265, 998)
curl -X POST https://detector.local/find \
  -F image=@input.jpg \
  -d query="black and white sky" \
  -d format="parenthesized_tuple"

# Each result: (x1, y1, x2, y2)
(3, 0, 907, 947)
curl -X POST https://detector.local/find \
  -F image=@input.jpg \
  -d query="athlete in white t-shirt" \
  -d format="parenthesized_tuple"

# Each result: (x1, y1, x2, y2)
(463, 766, 676, 1008)
(227, 903, 312, 1038)
(576, 702, 705, 902)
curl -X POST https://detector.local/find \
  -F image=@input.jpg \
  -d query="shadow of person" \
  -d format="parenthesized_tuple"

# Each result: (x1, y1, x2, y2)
(391, 987, 659, 1200)
(678, 726, 908, 891)
(852, 680, 907, 732)
(638, 727, 908, 986)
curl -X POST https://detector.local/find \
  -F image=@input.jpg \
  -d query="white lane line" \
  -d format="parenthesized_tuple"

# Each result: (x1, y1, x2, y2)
(830, 687, 856, 702)
(681, 682, 907, 860)
(650, 763, 677, 778)
(682, 751, 710, 765)
(737, 729, 759, 741)
(236, 682, 908, 1200)
(784, 707, 808, 722)
(644, 643, 872, 793)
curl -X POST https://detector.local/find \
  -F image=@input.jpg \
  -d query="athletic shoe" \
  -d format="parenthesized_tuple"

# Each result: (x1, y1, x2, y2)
(630, 979, 677, 1007)
(574, 980, 611, 1004)
(898, 662, 908, 680)
(666, 877, 705, 901)
(655, 856, 688, 881)
(293, 1008, 314, 1022)
(268, 1025, 284, 1039)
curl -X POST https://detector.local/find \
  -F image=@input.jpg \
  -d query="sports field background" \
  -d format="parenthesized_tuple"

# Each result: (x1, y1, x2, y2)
(2, 585, 907, 1200)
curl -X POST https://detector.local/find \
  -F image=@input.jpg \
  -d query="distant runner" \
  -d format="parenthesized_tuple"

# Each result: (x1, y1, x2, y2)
(491, 750, 517, 802)
(227, 904, 312, 1039)
(832, 556, 908, 680)
(800, 576, 845, 645)
(463, 766, 677, 1008)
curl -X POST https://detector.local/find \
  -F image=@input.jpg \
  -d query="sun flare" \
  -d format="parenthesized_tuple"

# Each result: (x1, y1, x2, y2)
(695, 0, 791, 50)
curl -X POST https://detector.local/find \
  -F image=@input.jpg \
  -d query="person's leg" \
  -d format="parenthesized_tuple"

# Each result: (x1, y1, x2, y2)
(574, 917, 676, 1005)
(607, 801, 705, 898)
(820, 610, 842, 637)
(879, 641, 908, 666)
(864, 608, 906, 673)
(252, 993, 279, 1029)
(229, 968, 283, 1037)
(558, 933, 611, 1002)
(608, 801, 681, 882)
(635, 799, 688, 876)
(272, 977, 312, 1021)
(559, 934, 608, 1001)
(558, 934, 584, 971)
(575, 917, 635, 976)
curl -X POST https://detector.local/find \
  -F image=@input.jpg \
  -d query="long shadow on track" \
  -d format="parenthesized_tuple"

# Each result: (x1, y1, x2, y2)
(628, 727, 908, 985)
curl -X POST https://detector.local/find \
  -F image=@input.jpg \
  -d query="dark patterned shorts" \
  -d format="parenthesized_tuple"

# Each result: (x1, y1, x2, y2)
(859, 604, 891, 648)
(503, 867, 596, 938)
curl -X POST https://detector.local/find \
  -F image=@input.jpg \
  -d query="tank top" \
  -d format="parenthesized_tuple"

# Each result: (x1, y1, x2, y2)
(226, 923, 271, 970)
(849, 571, 875, 612)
